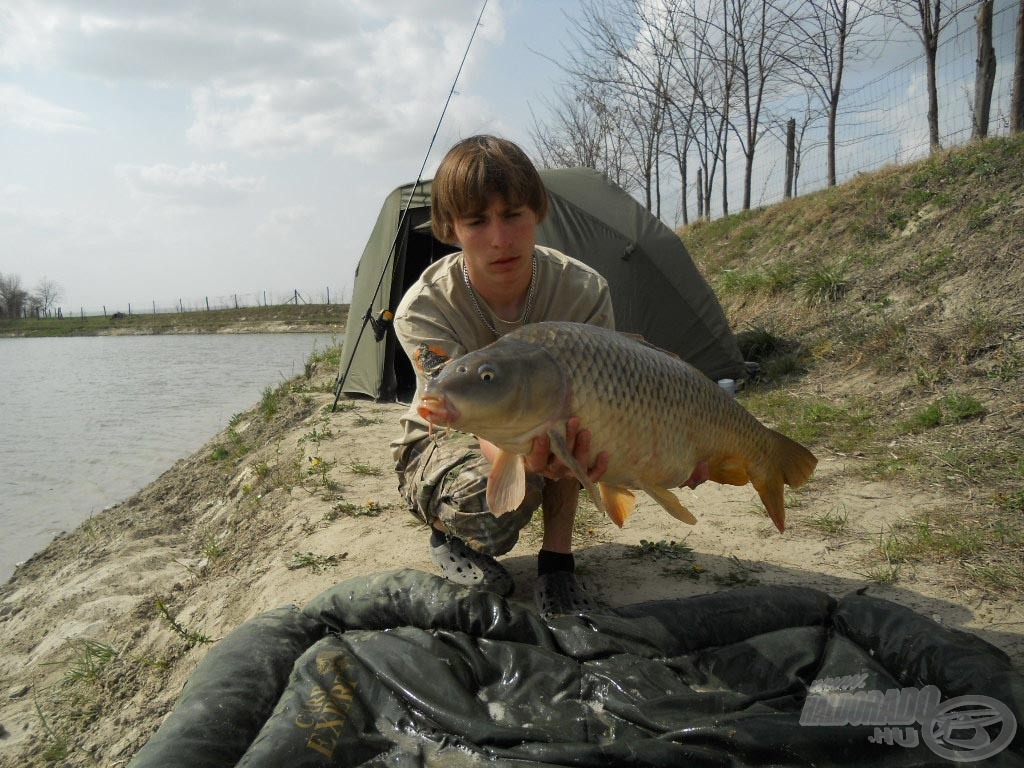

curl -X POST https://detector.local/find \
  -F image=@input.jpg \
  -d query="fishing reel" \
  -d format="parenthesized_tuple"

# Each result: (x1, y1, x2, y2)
(367, 308, 394, 342)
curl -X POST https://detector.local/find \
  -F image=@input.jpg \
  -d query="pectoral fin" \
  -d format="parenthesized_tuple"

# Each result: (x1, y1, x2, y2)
(487, 449, 526, 516)
(546, 429, 604, 517)
(640, 483, 698, 525)
(598, 484, 636, 527)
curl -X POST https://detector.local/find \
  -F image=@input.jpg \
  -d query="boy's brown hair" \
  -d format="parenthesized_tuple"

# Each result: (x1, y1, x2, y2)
(430, 135, 548, 244)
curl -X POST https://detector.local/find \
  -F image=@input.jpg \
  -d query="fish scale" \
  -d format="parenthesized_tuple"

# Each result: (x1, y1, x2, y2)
(418, 322, 818, 531)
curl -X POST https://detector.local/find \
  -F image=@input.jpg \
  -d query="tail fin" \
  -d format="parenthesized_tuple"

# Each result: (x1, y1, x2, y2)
(753, 430, 818, 533)
(772, 429, 818, 489)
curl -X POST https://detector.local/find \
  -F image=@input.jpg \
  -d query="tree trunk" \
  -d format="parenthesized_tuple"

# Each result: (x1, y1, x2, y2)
(1011, 0, 1024, 133)
(697, 168, 705, 220)
(785, 118, 796, 199)
(972, 0, 997, 139)
(926, 43, 941, 153)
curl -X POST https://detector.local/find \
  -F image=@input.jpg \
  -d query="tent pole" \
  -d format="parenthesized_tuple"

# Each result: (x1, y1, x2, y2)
(333, 0, 489, 410)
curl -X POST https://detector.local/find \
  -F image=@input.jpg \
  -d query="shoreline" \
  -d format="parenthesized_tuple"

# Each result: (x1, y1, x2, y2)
(0, 358, 1021, 765)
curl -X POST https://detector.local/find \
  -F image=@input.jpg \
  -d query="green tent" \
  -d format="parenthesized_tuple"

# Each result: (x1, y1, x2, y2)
(337, 167, 744, 402)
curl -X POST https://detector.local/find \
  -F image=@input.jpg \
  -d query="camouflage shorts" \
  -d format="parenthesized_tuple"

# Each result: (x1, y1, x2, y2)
(396, 432, 544, 556)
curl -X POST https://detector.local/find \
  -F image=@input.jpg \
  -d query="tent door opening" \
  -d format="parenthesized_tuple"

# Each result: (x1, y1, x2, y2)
(393, 209, 459, 402)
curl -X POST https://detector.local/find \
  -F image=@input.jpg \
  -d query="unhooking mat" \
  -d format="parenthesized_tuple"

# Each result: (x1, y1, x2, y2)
(130, 569, 1023, 767)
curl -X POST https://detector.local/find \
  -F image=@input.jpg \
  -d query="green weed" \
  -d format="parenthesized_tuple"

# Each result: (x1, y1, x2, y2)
(329, 500, 386, 519)
(353, 413, 384, 427)
(57, 639, 119, 686)
(260, 386, 280, 420)
(800, 264, 848, 305)
(807, 506, 850, 535)
(348, 462, 381, 476)
(288, 551, 346, 573)
(626, 539, 694, 561)
(155, 599, 212, 647)
(34, 692, 70, 762)
(202, 535, 226, 560)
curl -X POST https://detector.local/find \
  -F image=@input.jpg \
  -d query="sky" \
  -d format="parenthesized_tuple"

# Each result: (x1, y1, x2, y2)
(1, 0, 1018, 315)
(1, 0, 580, 313)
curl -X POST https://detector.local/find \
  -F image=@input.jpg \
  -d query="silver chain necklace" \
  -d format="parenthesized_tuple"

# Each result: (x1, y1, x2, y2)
(462, 254, 537, 337)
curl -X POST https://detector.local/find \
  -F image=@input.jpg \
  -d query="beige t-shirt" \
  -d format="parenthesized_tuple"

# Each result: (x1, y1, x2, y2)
(391, 245, 615, 462)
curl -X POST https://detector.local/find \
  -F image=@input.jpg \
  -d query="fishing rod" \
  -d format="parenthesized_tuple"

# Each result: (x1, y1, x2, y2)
(332, 0, 490, 412)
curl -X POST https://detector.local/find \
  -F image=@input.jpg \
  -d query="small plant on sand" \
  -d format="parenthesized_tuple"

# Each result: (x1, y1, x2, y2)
(288, 551, 347, 573)
(202, 535, 226, 560)
(260, 385, 281, 420)
(329, 500, 386, 519)
(348, 461, 382, 477)
(306, 456, 338, 490)
(626, 539, 695, 561)
(712, 556, 762, 587)
(34, 693, 70, 762)
(56, 639, 120, 686)
(155, 599, 212, 647)
(807, 505, 850, 535)
(353, 412, 384, 427)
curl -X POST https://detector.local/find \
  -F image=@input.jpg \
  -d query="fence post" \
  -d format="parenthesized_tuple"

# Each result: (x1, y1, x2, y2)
(234, 294, 238, 309)
(206, 297, 210, 311)
(972, 0, 997, 140)
(103, 305, 107, 318)
(128, 303, 132, 316)
(152, 300, 156, 314)
(326, 287, 330, 304)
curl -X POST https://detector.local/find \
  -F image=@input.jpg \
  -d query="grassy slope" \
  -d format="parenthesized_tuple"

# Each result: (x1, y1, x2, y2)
(0, 302, 349, 337)
(682, 133, 1024, 592)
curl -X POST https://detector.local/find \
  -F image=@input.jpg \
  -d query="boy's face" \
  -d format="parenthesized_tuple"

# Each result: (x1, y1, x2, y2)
(452, 194, 538, 282)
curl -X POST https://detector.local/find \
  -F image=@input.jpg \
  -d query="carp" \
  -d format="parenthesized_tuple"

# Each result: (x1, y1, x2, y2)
(417, 322, 817, 532)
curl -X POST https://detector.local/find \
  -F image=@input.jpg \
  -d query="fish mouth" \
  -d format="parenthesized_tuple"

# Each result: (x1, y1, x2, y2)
(417, 395, 459, 427)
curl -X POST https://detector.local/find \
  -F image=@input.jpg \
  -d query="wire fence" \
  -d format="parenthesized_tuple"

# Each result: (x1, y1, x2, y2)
(30, 287, 350, 320)
(672, 2, 1019, 223)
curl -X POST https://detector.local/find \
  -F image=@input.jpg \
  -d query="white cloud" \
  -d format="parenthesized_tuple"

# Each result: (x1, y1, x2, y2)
(3, 1, 507, 157)
(116, 162, 263, 207)
(0, 83, 90, 133)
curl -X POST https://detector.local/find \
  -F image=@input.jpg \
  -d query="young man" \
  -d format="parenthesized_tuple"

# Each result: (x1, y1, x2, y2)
(390, 134, 613, 617)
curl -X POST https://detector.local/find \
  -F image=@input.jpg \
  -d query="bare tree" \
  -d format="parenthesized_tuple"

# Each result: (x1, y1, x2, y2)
(34, 276, 63, 316)
(784, 0, 879, 187)
(881, 0, 982, 153)
(727, 0, 796, 210)
(557, 0, 675, 213)
(530, 82, 637, 192)
(668, 0, 733, 218)
(0, 273, 29, 319)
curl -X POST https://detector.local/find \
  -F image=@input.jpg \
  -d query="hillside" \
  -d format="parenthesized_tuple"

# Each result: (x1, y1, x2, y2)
(683, 132, 1024, 592)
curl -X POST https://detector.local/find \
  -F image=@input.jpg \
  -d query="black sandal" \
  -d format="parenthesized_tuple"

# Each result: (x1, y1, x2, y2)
(429, 534, 514, 597)
(534, 571, 598, 618)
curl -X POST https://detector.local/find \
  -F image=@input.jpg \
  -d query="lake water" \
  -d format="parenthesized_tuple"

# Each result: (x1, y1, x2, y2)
(0, 333, 339, 584)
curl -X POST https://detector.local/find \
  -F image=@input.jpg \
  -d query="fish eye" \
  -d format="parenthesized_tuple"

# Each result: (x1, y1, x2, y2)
(478, 364, 496, 382)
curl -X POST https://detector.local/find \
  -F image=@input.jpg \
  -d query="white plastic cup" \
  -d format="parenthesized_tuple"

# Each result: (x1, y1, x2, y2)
(717, 378, 736, 397)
